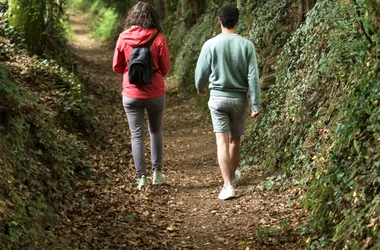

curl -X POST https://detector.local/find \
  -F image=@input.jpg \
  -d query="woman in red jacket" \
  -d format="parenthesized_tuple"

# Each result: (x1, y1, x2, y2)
(113, 1, 170, 190)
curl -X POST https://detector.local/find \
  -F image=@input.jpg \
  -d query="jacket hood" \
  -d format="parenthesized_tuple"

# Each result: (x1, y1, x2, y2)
(119, 26, 159, 47)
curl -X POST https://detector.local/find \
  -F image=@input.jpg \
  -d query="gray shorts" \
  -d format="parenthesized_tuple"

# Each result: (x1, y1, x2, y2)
(208, 96, 248, 136)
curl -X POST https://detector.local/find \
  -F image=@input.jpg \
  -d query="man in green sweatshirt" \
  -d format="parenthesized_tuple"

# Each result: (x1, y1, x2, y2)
(195, 4, 261, 200)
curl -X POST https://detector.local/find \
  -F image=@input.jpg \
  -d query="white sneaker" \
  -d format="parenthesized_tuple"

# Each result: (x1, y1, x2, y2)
(153, 169, 166, 185)
(138, 175, 147, 190)
(218, 185, 236, 200)
(232, 170, 241, 186)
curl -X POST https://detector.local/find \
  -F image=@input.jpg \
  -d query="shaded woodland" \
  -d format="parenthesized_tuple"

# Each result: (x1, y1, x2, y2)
(0, 0, 379, 249)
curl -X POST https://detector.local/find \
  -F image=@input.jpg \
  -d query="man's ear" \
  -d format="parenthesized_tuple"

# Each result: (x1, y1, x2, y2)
(217, 17, 222, 24)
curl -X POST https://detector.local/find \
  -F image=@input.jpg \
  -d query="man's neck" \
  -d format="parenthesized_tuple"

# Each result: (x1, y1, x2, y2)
(221, 26, 235, 34)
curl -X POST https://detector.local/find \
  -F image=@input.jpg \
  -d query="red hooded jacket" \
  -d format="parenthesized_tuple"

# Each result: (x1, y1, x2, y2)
(112, 26, 170, 99)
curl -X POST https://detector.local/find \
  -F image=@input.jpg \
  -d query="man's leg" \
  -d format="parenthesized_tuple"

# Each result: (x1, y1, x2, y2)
(229, 136, 241, 178)
(215, 132, 233, 186)
(229, 97, 247, 182)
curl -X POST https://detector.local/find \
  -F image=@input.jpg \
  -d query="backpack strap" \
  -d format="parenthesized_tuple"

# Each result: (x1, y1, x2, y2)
(146, 31, 160, 73)
(145, 31, 159, 48)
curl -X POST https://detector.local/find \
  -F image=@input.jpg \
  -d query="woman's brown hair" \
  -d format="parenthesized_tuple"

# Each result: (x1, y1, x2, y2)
(123, 1, 161, 31)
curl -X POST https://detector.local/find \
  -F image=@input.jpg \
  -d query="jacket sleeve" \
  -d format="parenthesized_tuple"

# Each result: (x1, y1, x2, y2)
(247, 43, 261, 111)
(112, 37, 125, 74)
(194, 43, 211, 94)
(158, 34, 170, 76)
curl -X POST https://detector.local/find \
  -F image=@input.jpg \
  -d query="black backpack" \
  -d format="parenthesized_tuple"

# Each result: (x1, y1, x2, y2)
(128, 31, 159, 85)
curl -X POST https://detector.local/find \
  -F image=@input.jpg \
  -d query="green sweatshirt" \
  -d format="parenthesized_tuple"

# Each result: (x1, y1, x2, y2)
(195, 33, 261, 111)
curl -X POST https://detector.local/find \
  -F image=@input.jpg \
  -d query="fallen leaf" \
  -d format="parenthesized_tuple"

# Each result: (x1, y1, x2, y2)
(216, 237, 226, 242)
(238, 240, 246, 246)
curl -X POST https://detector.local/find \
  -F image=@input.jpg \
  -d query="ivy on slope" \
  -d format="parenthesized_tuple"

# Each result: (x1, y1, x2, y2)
(0, 4, 91, 249)
(0, 62, 89, 249)
(0, 3, 93, 135)
(169, 6, 220, 108)
(241, 0, 379, 249)
(167, 0, 303, 109)
(245, 0, 295, 51)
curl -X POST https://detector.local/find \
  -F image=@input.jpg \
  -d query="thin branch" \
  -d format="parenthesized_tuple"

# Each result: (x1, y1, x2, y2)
(352, 0, 374, 46)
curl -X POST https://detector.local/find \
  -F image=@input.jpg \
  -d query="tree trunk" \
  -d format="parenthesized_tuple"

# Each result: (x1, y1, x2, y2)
(365, 0, 380, 28)
(182, 0, 205, 28)
(8, 0, 45, 55)
(306, 0, 316, 11)
(298, 0, 316, 23)
(237, 0, 246, 9)
(148, 0, 166, 22)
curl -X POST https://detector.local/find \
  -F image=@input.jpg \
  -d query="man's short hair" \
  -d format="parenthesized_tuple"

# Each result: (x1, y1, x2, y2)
(218, 5, 239, 29)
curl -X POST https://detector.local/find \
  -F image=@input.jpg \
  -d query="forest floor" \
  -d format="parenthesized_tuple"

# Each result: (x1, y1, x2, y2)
(51, 14, 308, 250)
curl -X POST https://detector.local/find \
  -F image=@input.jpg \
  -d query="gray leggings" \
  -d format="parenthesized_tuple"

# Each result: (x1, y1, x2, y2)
(122, 95, 165, 178)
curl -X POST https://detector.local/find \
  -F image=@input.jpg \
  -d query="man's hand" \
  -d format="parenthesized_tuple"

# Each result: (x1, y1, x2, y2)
(251, 110, 260, 118)
(198, 91, 206, 97)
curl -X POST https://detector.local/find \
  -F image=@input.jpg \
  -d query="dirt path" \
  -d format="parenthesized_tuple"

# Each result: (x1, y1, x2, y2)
(51, 14, 307, 250)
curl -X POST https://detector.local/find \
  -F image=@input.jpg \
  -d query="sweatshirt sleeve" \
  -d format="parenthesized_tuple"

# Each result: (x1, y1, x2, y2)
(247, 44, 261, 111)
(112, 37, 125, 74)
(158, 34, 171, 77)
(195, 43, 211, 93)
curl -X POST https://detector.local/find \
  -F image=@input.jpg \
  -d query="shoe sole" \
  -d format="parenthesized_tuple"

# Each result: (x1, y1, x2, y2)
(152, 180, 166, 185)
(219, 193, 236, 200)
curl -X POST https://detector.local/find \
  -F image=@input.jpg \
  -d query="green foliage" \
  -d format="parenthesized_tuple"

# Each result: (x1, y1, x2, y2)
(5, 0, 75, 66)
(169, 8, 220, 107)
(60, 15, 74, 41)
(0, 3, 26, 62)
(302, 2, 380, 248)
(33, 58, 94, 133)
(91, 5, 119, 41)
(240, 0, 379, 248)
(70, 0, 137, 42)
(1, 3, 92, 248)
(70, 0, 93, 12)
(246, 0, 293, 50)
(7, 0, 45, 54)
(70, 0, 134, 16)
(0, 63, 88, 249)
(161, 0, 180, 37)
(2, 3, 93, 133)
(42, 1, 76, 67)
(163, 1, 379, 248)
(89, 0, 101, 13)
(166, 0, 302, 109)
